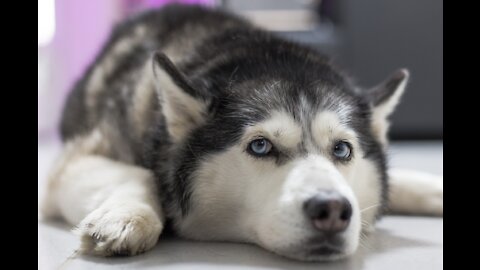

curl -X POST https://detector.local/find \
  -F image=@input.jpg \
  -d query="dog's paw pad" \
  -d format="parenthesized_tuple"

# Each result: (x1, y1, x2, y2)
(75, 205, 163, 256)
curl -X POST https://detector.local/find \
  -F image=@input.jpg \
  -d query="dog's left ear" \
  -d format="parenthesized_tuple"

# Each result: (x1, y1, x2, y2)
(152, 52, 210, 142)
(366, 69, 409, 145)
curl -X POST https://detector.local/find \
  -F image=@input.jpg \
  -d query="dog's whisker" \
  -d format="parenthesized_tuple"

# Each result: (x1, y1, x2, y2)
(360, 204, 381, 213)
(361, 219, 371, 225)
(358, 229, 374, 250)
(58, 249, 79, 270)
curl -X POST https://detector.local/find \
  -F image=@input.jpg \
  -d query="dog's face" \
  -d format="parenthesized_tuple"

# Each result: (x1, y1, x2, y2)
(152, 52, 408, 261)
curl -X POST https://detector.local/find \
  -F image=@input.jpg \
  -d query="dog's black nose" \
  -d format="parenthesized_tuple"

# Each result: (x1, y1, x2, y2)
(303, 190, 352, 233)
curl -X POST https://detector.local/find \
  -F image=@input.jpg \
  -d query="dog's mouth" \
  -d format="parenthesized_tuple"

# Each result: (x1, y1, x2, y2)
(274, 235, 349, 261)
(308, 234, 345, 251)
(307, 243, 343, 256)
(304, 236, 346, 258)
(280, 244, 347, 262)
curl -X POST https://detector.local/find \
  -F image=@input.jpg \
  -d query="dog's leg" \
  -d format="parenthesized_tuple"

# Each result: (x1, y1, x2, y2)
(388, 168, 443, 216)
(41, 153, 164, 256)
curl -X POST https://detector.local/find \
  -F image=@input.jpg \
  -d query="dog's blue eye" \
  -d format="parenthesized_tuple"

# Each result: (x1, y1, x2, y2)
(333, 141, 352, 160)
(248, 138, 272, 156)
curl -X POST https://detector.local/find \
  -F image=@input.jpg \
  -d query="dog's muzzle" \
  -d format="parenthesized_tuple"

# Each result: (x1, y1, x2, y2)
(302, 189, 353, 254)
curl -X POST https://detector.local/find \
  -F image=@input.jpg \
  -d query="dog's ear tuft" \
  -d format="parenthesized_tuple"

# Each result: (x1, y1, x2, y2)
(367, 69, 409, 145)
(152, 52, 209, 142)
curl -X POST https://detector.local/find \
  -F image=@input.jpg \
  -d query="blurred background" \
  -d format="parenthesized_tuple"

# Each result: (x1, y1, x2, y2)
(38, 0, 443, 142)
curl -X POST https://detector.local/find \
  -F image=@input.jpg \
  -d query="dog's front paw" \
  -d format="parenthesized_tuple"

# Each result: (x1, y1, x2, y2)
(419, 176, 443, 216)
(74, 204, 163, 256)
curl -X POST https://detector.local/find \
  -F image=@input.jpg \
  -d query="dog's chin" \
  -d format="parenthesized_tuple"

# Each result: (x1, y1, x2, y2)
(274, 245, 353, 262)
(265, 235, 357, 262)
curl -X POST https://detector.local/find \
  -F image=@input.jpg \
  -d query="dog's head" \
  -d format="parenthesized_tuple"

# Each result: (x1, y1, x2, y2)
(152, 47, 408, 261)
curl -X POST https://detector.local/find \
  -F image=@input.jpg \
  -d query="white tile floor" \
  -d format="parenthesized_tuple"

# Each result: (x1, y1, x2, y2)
(38, 140, 443, 270)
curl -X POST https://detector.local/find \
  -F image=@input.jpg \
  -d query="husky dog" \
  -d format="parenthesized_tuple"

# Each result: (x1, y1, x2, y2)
(41, 4, 443, 261)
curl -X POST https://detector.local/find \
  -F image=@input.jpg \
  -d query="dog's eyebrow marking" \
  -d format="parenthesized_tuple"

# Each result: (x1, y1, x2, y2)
(296, 94, 317, 154)
(244, 111, 302, 150)
(311, 111, 358, 151)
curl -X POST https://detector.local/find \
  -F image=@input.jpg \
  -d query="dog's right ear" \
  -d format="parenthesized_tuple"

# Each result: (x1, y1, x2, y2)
(152, 52, 209, 142)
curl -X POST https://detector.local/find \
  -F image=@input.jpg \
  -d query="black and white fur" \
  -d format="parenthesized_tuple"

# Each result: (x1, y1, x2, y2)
(41, 4, 443, 261)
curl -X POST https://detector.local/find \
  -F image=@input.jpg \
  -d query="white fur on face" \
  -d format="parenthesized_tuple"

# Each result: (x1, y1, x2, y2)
(350, 158, 382, 232)
(253, 155, 362, 261)
(311, 111, 381, 232)
(177, 110, 382, 261)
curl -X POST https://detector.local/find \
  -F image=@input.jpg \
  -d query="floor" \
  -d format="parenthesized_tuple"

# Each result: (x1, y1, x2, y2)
(38, 140, 443, 270)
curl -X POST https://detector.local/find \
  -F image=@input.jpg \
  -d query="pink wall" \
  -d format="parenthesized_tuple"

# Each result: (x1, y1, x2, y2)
(54, 0, 123, 101)
(39, 0, 123, 140)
